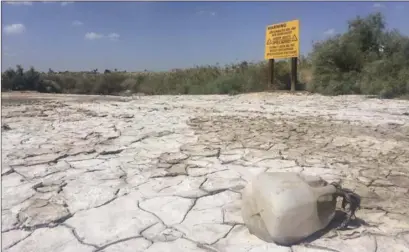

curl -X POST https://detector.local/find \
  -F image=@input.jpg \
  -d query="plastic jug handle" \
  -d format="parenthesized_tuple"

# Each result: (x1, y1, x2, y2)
(311, 184, 337, 198)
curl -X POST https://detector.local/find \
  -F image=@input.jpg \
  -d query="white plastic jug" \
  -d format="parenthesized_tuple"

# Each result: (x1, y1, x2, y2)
(241, 172, 340, 246)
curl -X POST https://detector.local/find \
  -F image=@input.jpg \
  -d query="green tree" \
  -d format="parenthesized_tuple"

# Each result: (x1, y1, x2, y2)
(309, 11, 409, 97)
(24, 66, 41, 90)
(1, 68, 16, 91)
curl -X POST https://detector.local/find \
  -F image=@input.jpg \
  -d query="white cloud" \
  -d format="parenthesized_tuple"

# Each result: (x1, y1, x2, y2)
(197, 10, 217, 16)
(3, 24, 26, 35)
(85, 32, 104, 40)
(3, 46, 21, 57)
(72, 20, 83, 26)
(4, 52, 17, 57)
(5, 1, 32, 6)
(395, 4, 405, 10)
(107, 33, 120, 41)
(84, 32, 120, 41)
(61, 2, 73, 6)
(373, 3, 384, 8)
(323, 28, 335, 36)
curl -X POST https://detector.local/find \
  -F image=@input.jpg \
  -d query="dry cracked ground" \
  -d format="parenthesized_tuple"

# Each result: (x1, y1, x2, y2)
(1, 91, 409, 252)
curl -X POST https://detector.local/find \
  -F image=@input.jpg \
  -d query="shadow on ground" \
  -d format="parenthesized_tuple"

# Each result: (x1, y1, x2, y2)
(298, 210, 369, 245)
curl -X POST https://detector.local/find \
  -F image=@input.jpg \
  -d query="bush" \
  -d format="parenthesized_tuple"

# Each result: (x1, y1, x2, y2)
(1, 69, 16, 91)
(1, 65, 42, 91)
(38, 79, 62, 93)
(309, 12, 409, 97)
(92, 73, 128, 95)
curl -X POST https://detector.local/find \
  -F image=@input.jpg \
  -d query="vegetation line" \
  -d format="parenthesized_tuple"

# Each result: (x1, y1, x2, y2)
(2, 12, 408, 99)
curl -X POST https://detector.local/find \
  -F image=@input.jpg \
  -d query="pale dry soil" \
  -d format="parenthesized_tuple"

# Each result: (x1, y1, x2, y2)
(1, 92, 409, 252)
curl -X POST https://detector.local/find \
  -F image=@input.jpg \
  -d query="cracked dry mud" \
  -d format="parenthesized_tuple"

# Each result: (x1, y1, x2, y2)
(2, 92, 409, 252)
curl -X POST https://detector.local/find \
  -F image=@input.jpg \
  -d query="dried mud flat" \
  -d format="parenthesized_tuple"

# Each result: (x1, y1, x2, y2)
(1, 91, 409, 252)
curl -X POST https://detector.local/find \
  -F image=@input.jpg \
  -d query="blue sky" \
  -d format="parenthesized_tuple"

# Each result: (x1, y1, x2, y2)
(2, 1, 408, 72)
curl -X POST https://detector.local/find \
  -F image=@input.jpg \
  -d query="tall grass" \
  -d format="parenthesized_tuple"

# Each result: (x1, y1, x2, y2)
(2, 61, 304, 95)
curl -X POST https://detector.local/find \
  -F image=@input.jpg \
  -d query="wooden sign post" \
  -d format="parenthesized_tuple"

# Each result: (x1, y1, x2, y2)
(291, 57, 297, 91)
(267, 59, 275, 90)
(264, 20, 300, 91)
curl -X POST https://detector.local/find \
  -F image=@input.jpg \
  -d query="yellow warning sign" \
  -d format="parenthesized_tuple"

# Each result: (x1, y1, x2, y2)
(265, 19, 300, 60)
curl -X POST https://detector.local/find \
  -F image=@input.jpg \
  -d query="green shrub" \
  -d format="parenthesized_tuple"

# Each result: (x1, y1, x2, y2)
(91, 73, 128, 95)
(309, 12, 409, 97)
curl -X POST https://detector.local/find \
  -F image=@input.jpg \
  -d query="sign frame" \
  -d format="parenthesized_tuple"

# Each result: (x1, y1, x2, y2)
(264, 19, 300, 92)
(264, 19, 300, 60)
